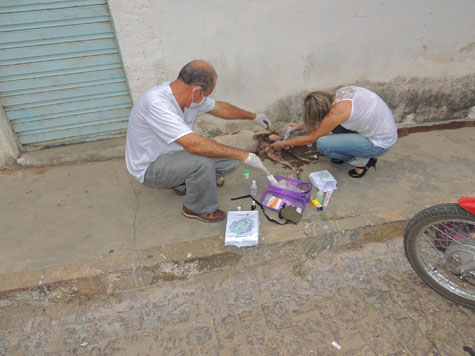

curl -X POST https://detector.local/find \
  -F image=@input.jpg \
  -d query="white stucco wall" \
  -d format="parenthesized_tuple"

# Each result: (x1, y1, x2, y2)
(0, 109, 19, 167)
(109, 0, 475, 110)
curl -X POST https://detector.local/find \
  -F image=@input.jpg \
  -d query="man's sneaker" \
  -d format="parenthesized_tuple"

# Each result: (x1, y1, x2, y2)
(216, 177, 225, 187)
(182, 205, 226, 222)
(171, 187, 186, 196)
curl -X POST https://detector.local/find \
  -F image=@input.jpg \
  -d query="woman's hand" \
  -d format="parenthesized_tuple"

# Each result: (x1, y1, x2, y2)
(285, 122, 304, 135)
(271, 140, 285, 151)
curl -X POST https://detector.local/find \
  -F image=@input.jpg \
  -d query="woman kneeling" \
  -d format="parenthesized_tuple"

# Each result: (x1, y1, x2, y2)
(272, 86, 398, 178)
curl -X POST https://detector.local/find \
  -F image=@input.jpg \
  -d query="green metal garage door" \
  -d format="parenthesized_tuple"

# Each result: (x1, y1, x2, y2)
(0, 0, 132, 151)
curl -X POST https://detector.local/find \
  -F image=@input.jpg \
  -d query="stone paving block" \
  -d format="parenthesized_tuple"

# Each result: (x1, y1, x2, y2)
(154, 329, 187, 356)
(189, 345, 220, 356)
(163, 302, 190, 326)
(62, 323, 93, 346)
(426, 325, 467, 356)
(270, 327, 308, 355)
(185, 323, 213, 347)
(314, 295, 347, 319)
(327, 313, 367, 352)
(403, 270, 457, 312)
(224, 288, 257, 312)
(131, 307, 162, 331)
(397, 297, 445, 332)
(100, 337, 130, 355)
(284, 293, 322, 316)
(0, 305, 42, 334)
(0, 338, 9, 355)
(289, 270, 345, 297)
(93, 316, 130, 341)
(44, 302, 78, 327)
(343, 344, 378, 356)
(237, 306, 265, 325)
(355, 312, 402, 356)
(217, 345, 248, 356)
(370, 291, 408, 320)
(244, 322, 280, 355)
(168, 281, 205, 301)
(353, 277, 390, 297)
(214, 313, 242, 348)
(64, 344, 102, 356)
(309, 270, 347, 292)
(381, 273, 423, 300)
(256, 278, 293, 300)
(310, 344, 343, 355)
(297, 314, 335, 348)
(338, 286, 371, 321)
(11, 328, 61, 354)
(191, 294, 223, 319)
(261, 300, 294, 329)
(231, 271, 260, 289)
(445, 305, 475, 329)
(393, 317, 438, 356)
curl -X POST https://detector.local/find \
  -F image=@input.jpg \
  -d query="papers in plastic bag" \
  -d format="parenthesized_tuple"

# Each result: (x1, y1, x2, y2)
(225, 211, 259, 247)
(309, 170, 337, 192)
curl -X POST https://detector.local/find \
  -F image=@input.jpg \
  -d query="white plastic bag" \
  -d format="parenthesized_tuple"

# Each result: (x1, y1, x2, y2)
(309, 170, 337, 192)
(225, 211, 259, 247)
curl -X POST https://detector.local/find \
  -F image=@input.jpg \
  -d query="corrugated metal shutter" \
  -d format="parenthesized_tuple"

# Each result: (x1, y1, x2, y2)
(0, 0, 132, 151)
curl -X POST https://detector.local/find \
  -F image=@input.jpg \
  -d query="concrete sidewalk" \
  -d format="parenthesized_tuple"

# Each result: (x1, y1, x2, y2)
(1, 127, 474, 300)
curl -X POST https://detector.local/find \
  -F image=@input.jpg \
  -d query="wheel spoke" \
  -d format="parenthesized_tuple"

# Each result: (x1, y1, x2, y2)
(415, 220, 475, 302)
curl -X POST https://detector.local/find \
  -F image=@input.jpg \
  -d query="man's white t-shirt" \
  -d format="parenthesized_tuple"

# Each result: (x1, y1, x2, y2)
(333, 86, 397, 149)
(125, 82, 216, 183)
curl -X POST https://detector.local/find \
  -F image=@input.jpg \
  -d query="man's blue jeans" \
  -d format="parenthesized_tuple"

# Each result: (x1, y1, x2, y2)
(316, 126, 388, 167)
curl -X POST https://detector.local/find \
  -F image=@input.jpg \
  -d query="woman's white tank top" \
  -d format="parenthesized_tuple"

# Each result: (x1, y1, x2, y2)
(334, 86, 397, 149)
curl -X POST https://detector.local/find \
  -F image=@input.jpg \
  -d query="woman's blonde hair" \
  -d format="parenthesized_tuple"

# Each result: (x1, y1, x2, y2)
(303, 90, 335, 132)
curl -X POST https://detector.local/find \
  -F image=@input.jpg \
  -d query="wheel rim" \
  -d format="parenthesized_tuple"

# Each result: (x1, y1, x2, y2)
(414, 218, 475, 302)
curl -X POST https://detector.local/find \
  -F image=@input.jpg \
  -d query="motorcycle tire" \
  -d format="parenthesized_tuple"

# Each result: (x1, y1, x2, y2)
(404, 203, 475, 309)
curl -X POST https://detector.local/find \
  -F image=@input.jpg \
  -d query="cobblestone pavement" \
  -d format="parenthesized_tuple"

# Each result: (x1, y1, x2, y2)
(1, 236, 475, 356)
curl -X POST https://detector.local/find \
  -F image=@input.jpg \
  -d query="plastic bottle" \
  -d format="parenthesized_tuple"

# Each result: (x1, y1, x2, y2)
(250, 180, 258, 197)
(316, 190, 325, 203)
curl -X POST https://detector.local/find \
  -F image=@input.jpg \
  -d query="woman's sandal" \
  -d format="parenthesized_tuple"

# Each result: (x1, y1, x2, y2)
(348, 158, 377, 178)
(331, 158, 345, 164)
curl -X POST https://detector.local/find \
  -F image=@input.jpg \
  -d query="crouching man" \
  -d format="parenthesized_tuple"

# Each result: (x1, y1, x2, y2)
(125, 59, 270, 222)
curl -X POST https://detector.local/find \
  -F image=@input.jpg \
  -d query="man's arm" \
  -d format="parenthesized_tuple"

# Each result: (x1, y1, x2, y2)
(208, 101, 257, 120)
(176, 133, 248, 160)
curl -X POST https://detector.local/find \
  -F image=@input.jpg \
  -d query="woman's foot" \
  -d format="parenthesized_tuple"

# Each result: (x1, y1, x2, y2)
(348, 158, 377, 178)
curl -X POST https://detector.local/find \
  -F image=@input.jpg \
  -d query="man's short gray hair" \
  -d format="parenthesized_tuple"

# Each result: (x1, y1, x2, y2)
(177, 60, 217, 91)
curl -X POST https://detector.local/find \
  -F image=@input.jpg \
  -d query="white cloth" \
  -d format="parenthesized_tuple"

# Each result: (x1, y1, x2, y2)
(334, 86, 397, 149)
(125, 82, 216, 183)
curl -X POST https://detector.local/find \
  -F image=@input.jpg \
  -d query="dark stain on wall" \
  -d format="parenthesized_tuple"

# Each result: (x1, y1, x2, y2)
(264, 74, 475, 128)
